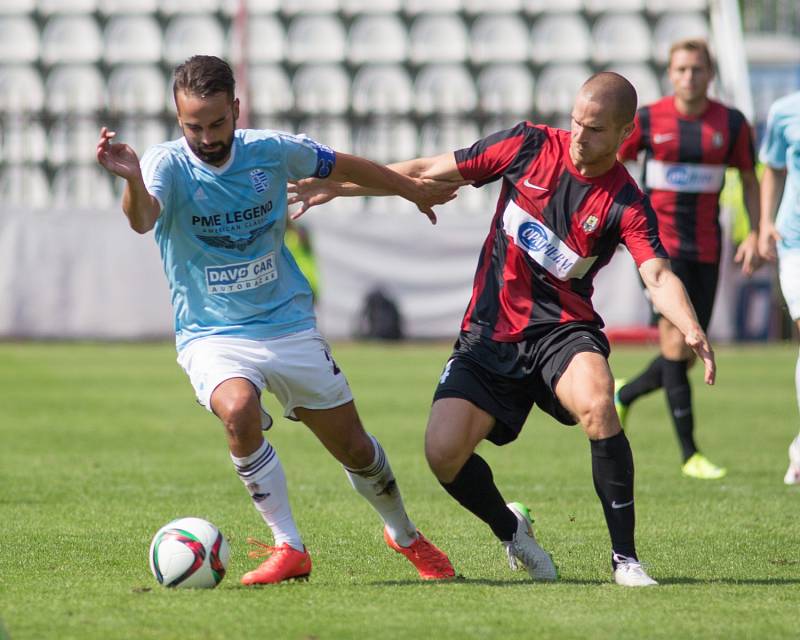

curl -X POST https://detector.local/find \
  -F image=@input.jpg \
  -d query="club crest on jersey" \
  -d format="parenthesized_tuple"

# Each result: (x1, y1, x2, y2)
(249, 169, 270, 194)
(582, 214, 599, 233)
(711, 131, 724, 148)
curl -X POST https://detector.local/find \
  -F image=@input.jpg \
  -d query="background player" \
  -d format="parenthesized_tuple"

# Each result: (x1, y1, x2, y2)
(96, 55, 457, 585)
(758, 90, 800, 484)
(615, 39, 760, 480)
(290, 72, 716, 587)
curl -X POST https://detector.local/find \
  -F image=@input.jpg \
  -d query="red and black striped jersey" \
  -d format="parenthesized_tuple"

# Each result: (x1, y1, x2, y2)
(455, 122, 666, 341)
(618, 96, 756, 263)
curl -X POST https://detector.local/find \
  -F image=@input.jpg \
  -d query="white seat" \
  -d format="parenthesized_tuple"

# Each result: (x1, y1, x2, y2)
(282, 0, 339, 13)
(419, 118, 480, 157)
(159, 0, 220, 14)
(584, 0, 645, 12)
(409, 15, 468, 64)
(653, 13, 709, 63)
(219, 0, 279, 14)
(104, 15, 162, 65)
(45, 65, 105, 115)
(0, 65, 45, 113)
(38, 0, 98, 14)
(592, 13, 651, 64)
(40, 15, 103, 65)
(115, 117, 169, 156)
(530, 14, 590, 64)
(286, 14, 346, 64)
(163, 15, 225, 66)
(297, 117, 351, 153)
(522, 0, 580, 13)
(463, 0, 521, 13)
(607, 63, 661, 106)
(476, 64, 534, 115)
(99, 0, 159, 14)
(0, 16, 39, 64)
(230, 15, 285, 64)
(248, 64, 293, 115)
(351, 64, 413, 116)
(414, 64, 477, 116)
(646, 0, 707, 12)
(0, 118, 46, 164)
(404, 0, 461, 14)
(340, 0, 400, 15)
(52, 165, 116, 208)
(0, 165, 51, 208)
(0, 0, 35, 13)
(354, 118, 417, 165)
(107, 65, 165, 115)
(292, 63, 350, 115)
(348, 15, 407, 65)
(534, 63, 592, 115)
(47, 117, 100, 165)
(470, 14, 528, 65)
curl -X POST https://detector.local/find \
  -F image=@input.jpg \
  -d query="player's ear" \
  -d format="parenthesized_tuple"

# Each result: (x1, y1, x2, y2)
(620, 121, 635, 142)
(232, 98, 240, 122)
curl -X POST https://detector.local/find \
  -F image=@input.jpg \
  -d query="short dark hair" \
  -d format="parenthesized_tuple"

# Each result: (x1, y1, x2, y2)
(580, 72, 638, 126)
(173, 55, 235, 102)
(668, 38, 715, 71)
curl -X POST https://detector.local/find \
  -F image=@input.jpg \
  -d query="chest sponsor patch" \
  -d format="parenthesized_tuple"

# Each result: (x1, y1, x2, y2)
(205, 252, 277, 294)
(645, 159, 726, 193)
(503, 199, 597, 281)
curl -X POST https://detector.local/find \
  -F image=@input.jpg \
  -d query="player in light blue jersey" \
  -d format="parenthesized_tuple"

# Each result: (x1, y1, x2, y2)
(96, 55, 457, 584)
(759, 90, 800, 485)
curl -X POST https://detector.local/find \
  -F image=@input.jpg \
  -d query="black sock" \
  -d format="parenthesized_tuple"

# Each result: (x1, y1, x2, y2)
(590, 432, 637, 560)
(662, 358, 697, 462)
(618, 356, 665, 406)
(440, 454, 518, 542)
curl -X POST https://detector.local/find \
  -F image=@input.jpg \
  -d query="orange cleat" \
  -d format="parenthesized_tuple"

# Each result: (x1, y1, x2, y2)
(383, 527, 455, 580)
(240, 538, 312, 585)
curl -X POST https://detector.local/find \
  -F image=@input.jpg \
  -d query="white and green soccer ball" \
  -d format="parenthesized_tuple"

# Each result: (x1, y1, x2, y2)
(148, 517, 230, 589)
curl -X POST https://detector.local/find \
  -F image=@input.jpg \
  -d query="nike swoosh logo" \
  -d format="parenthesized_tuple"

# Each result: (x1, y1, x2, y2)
(523, 179, 548, 191)
(653, 133, 675, 144)
(611, 499, 634, 509)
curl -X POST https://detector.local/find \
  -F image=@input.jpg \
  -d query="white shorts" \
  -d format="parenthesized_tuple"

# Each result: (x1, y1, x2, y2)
(176, 328, 353, 424)
(778, 244, 800, 321)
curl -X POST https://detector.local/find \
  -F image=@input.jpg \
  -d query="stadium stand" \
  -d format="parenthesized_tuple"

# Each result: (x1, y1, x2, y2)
(347, 14, 408, 65)
(103, 15, 163, 65)
(351, 64, 414, 116)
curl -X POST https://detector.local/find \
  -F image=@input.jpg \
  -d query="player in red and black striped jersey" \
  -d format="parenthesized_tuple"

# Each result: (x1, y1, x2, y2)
(615, 39, 761, 480)
(289, 73, 716, 587)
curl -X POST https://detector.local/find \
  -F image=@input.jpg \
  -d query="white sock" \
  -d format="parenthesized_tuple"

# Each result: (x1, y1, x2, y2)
(795, 347, 800, 419)
(231, 439, 304, 552)
(344, 434, 417, 548)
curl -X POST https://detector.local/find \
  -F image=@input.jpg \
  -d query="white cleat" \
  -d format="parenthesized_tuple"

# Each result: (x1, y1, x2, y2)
(504, 502, 558, 581)
(784, 435, 800, 485)
(613, 554, 658, 587)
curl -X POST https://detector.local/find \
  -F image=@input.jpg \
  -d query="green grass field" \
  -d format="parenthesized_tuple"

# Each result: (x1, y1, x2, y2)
(1, 341, 798, 640)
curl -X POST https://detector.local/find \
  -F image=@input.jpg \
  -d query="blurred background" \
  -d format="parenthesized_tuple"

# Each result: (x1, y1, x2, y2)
(0, 0, 797, 342)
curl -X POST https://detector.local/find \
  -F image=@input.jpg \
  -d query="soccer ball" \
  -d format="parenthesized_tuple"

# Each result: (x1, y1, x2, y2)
(148, 517, 230, 589)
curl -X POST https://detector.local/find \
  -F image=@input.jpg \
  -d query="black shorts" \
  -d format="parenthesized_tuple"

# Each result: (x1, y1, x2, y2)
(433, 324, 610, 446)
(647, 259, 719, 330)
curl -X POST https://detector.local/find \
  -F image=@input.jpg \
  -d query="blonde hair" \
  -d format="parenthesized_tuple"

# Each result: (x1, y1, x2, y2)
(668, 39, 714, 71)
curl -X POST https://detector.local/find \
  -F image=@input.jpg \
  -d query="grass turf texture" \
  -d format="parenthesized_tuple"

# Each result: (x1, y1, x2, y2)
(1, 341, 798, 640)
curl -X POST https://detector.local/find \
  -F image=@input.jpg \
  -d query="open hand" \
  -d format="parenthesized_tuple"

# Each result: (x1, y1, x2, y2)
(288, 178, 339, 220)
(733, 231, 760, 276)
(685, 329, 716, 385)
(96, 127, 141, 180)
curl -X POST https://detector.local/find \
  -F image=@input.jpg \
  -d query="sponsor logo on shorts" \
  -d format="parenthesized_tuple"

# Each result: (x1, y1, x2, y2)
(205, 252, 277, 294)
(439, 358, 454, 384)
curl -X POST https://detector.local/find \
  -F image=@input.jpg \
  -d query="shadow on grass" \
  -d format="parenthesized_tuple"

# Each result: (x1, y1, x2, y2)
(365, 576, 607, 587)
(656, 577, 800, 586)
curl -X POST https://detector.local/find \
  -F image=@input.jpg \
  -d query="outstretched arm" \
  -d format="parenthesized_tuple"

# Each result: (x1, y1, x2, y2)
(639, 257, 716, 385)
(289, 152, 465, 219)
(758, 165, 786, 262)
(96, 127, 160, 234)
(733, 168, 762, 275)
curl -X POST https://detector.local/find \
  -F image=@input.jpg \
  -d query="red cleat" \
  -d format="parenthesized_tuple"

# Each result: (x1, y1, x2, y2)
(240, 538, 312, 585)
(383, 527, 455, 580)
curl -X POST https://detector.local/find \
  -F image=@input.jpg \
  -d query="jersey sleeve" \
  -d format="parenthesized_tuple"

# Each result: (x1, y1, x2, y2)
(140, 145, 175, 212)
(728, 109, 756, 172)
(454, 122, 540, 187)
(281, 133, 337, 181)
(617, 111, 644, 162)
(759, 103, 788, 169)
(619, 197, 668, 266)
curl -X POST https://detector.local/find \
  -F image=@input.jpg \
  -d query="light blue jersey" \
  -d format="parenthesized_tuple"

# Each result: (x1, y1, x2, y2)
(760, 91, 800, 249)
(140, 129, 335, 350)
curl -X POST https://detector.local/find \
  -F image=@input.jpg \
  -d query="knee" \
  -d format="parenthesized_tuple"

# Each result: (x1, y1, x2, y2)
(214, 389, 261, 439)
(577, 394, 619, 440)
(424, 432, 467, 484)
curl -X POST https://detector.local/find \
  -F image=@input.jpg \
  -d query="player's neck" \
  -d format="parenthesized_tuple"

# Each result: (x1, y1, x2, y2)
(673, 95, 709, 117)
(569, 149, 616, 178)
